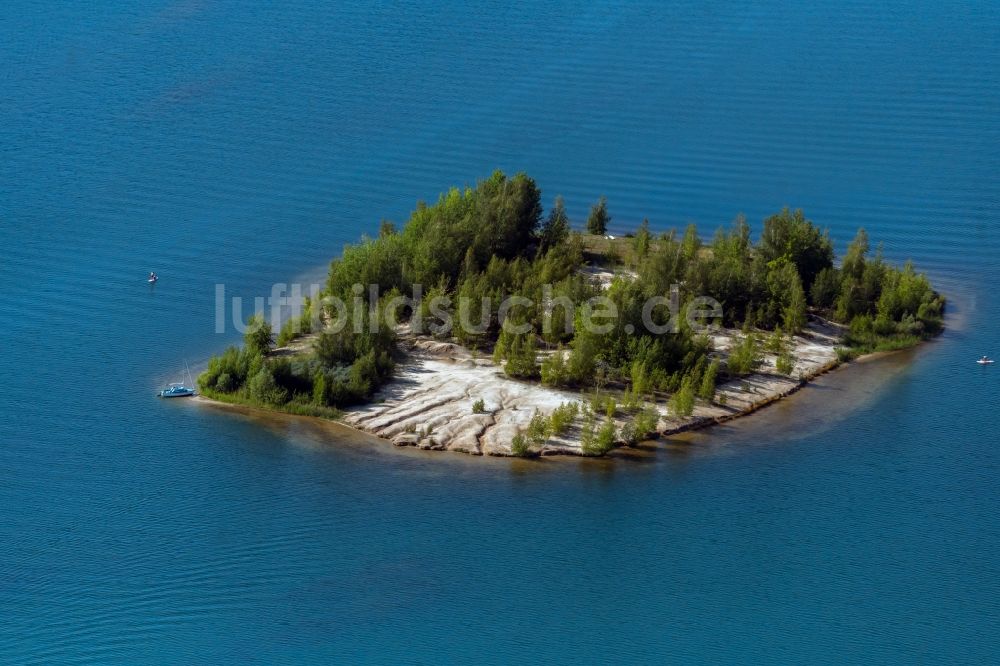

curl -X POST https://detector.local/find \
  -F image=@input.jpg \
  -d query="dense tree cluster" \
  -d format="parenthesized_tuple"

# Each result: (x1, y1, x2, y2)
(200, 171, 942, 416)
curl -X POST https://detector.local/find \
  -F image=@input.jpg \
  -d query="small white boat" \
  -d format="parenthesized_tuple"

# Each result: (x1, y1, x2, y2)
(977, 356, 994, 365)
(158, 361, 197, 397)
(148, 272, 158, 283)
(159, 383, 196, 397)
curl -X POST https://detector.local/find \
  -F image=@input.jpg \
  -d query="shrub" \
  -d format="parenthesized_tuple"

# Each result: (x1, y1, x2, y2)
(199, 345, 259, 392)
(603, 243, 621, 266)
(215, 372, 237, 393)
(728, 333, 763, 376)
(510, 432, 531, 457)
(588, 393, 616, 419)
(579, 413, 597, 453)
(776, 351, 795, 376)
(246, 367, 289, 405)
(764, 328, 787, 354)
(633, 408, 659, 439)
(502, 332, 539, 379)
(629, 359, 651, 396)
(540, 347, 571, 386)
(472, 398, 486, 414)
(622, 407, 659, 446)
(620, 388, 642, 414)
(549, 402, 579, 435)
(620, 422, 637, 445)
(270, 357, 315, 398)
(526, 410, 550, 446)
(276, 318, 297, 347)
(276, 312, 314, 347)
(592, 418, 618, 455)
(312, 371, 329, 406)
(668, 375, 695, 417)
(835, 347, 856, 363)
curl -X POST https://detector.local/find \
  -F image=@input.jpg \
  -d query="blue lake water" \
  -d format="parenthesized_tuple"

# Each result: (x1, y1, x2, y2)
(2, 1, 999, 663)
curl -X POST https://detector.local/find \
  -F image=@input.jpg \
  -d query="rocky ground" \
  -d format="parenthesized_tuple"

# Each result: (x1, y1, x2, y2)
(341, 319, 843, 456)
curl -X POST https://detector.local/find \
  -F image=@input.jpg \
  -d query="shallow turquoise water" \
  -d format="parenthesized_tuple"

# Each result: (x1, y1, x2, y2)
(2, 1, 999, 663)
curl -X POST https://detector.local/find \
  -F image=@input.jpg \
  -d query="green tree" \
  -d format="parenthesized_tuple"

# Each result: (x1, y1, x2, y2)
(586, 196, 610, 235)
(312, 371, 328, 405)
(699, 359, 719, 402)
(348, 351, 377, 398)
(759, 207, 834, 292)
(567, 325, 600, 384)
(315, 329, 353, 367)
(540, 347, 570, 386)
(539, 195, 571, 251)
(630, 359, 651, 395)
(783, 275, 807, 334)
(810, 267, 841, 309)
(841, 228, 869, 282)
(502, 332, 539, 379)
(492, 327, 511, 365)
(475, 170, 543, 261)
(215, 372, 237, 393)
(247, 366, 288, 405)
(244, 313, 274, 356)
(681, 223, 701, 263)
(836, 228, 871, 322)
(633, 218, 652, 259)
(764, 257, 807, 333)
(454, 275, 491, 349)
(667, 374, 695, 417)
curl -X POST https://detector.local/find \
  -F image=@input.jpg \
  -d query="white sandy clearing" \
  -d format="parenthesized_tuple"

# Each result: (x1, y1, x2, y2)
(343, 320, 842, 456)
(342, 340, 584, 455)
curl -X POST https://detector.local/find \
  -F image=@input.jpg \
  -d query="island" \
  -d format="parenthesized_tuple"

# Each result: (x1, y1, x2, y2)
(197, 171, 945, 457)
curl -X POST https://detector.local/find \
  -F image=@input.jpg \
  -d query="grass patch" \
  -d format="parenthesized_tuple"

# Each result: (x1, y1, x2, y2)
(199, 386, 343, 420)
(845, 333, 923, 356)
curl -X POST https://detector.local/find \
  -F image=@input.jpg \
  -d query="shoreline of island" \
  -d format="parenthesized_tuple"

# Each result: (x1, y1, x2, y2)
(192, 316, 929, 458)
